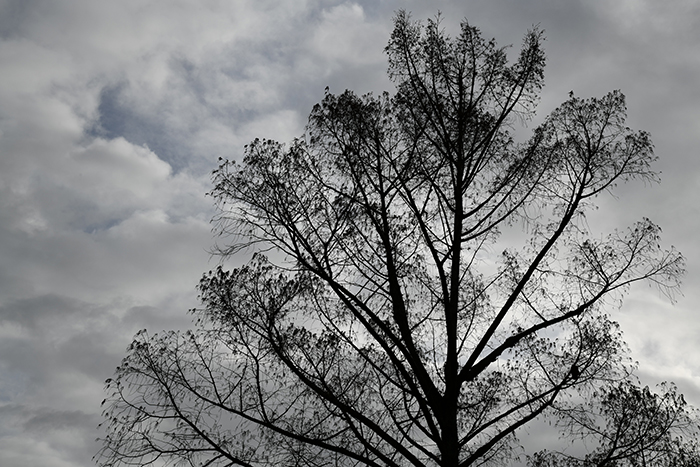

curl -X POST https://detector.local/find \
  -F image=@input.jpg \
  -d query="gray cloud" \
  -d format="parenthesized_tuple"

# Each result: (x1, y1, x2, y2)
(0, 294, 88, 328)
(0, 0, 37, 39)
(23, 408, 96, 433)
(0, 404, 100, 467)
(0, 1, 698, 466)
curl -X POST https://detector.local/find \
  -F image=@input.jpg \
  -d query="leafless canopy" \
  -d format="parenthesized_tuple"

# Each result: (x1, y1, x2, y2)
(98, 11, 693, 467)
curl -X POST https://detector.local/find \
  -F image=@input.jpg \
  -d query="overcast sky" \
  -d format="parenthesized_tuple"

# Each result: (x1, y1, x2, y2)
(0, 1, 699, 466)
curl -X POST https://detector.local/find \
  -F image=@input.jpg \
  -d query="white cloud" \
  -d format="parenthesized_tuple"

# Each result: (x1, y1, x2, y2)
(311, 3, 385, 64)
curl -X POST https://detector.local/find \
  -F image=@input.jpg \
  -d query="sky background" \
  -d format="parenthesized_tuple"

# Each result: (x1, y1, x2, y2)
(0, 1, 698, 466)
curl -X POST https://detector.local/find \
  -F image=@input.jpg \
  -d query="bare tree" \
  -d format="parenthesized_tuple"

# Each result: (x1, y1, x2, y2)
(97, 11, 691, 467)
(529, 382, 700, 466)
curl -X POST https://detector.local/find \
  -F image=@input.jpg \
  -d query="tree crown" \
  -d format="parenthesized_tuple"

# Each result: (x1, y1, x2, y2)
(97, 11, 694, 467)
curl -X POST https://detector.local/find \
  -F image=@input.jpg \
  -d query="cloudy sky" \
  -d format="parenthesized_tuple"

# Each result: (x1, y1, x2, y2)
(0, 0, 699, 465)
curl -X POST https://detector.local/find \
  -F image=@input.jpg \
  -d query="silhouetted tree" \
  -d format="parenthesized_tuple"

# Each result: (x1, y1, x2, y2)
(529, 382, 700, 466)
(97, 11, 694, 467)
